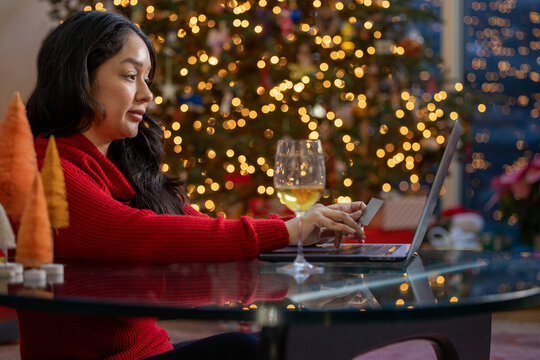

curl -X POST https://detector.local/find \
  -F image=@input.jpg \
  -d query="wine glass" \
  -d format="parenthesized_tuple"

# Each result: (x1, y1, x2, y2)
(274, 139, 326, 276)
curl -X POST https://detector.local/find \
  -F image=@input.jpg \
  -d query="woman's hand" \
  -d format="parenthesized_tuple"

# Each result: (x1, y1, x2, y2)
(285, 201, 366, 247)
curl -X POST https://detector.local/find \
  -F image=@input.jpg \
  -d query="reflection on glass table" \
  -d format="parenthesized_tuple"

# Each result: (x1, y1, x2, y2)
(1, 250, 539, 318)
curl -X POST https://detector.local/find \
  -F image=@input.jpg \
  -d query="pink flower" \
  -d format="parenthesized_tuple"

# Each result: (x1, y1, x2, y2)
(530, 155, 540, 168)
(510, 177, 531, 199)
(491, 154, 540, 199)
(492, 153, 540, 246)
(525, 166, 540, 185)
(499, 168, 526, 185)
(492, 168, 525, 191)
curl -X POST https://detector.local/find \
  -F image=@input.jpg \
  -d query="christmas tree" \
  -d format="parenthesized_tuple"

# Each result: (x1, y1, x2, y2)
(46, 0, 480, 218)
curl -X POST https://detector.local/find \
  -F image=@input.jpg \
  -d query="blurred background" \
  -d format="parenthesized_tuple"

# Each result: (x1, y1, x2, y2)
(1, 0, 539, 252)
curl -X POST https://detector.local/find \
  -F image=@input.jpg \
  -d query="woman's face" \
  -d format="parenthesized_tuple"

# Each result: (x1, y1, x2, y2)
(84, 32, 153, 154)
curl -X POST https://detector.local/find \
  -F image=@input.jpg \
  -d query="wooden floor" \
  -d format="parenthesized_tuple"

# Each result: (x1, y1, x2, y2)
(493, 307, 540, 323)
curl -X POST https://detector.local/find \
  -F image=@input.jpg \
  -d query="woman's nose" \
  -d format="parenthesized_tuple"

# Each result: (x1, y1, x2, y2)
(137, 81, 153, 103)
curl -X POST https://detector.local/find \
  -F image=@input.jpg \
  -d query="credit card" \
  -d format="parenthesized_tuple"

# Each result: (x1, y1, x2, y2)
(358, 198, 384, 226)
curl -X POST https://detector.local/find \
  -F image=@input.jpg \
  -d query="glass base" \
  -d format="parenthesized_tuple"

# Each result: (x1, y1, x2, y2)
(277, 256, 324, 279)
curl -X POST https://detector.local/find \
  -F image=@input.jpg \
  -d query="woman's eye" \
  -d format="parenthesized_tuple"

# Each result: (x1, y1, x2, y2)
(125, 74, 137, 81)
(144, 78, 152, 86)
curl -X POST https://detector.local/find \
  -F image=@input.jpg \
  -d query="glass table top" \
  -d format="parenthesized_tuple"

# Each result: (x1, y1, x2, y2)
(1, 250, 540, 324)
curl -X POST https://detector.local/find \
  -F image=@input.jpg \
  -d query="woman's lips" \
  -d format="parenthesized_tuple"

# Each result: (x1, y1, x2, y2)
(127, 111, 144, 122)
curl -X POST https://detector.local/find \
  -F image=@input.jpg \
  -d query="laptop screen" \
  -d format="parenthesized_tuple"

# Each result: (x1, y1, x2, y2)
(405, 120, 463, 261)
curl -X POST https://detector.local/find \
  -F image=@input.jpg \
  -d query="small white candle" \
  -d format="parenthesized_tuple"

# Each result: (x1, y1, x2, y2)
(46, 273, 64, 285)
(23, 269, 46, 288)
(0, 263, 23, 277)
(9, 273, 23, 284)
(10, 263, 23, 274)
(41, 263, 64, 276)
(0, 266, 15, 278)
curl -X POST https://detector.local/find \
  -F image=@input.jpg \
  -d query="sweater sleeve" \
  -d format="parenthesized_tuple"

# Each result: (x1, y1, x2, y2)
(56, 163, 289, 263)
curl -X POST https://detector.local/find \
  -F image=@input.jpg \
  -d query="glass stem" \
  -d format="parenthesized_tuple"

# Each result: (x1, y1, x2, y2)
(295, 212, 306, 264)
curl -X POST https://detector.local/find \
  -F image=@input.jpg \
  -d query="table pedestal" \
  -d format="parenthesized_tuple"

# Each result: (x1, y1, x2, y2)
(259, 312, 491, 360)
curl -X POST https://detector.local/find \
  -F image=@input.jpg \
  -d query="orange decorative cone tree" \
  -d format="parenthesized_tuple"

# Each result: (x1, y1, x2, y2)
(0, 92, 37, 224)
(15, 173, 53, 268)
(41, 135, 69, 229)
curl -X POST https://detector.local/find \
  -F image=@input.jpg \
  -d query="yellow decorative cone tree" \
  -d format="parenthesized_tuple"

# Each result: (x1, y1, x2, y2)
(0, 92, 37, 223)
(15, 173, 53, 268)
(41, 135, 69, 229)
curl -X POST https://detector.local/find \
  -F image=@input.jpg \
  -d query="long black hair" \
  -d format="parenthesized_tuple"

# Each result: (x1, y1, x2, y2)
(27, 11, 187, 215)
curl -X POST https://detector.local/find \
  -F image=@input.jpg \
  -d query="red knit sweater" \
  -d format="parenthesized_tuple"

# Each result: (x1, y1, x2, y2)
(17, 134, 289, 360)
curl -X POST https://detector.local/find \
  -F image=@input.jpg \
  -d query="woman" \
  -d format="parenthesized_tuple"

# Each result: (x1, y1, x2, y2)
(19, 10, 366, 360)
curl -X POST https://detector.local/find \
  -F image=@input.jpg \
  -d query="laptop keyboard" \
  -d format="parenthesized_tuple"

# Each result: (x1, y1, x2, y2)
(337, 244, 397, 256)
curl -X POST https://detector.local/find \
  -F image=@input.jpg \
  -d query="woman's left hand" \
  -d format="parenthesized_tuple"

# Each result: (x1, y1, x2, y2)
(318, 201, 367, 247)
(285, 201, 367, 247)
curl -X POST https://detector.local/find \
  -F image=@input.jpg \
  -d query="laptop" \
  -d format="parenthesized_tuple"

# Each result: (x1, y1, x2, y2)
(259, 120, 462, 264)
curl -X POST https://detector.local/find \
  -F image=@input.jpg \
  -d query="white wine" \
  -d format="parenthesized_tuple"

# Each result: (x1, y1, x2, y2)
(276, 186, 324, 212)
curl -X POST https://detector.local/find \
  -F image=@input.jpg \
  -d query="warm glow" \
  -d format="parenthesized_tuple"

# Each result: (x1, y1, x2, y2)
(205, 200, 215, 210)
